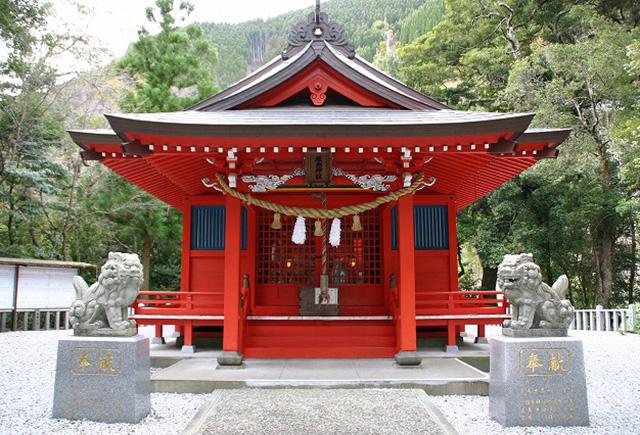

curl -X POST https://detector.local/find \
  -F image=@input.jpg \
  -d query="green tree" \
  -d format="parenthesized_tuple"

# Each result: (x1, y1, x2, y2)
(398, 1, 640, 307)
(505, 10, 639, 306)
(111, 0, 218, 289)
(0, 0, 91, 260)
(119, 0, 218, 112)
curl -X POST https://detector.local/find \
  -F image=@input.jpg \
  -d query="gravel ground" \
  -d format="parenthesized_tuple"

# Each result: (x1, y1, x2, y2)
(0, 326, 638, 434)
(199, 389, 449, 435)
(430, 326, 640, 435)
(0, 328, 212, 435)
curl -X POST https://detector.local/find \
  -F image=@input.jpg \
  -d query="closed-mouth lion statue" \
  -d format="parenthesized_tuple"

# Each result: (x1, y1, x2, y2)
(69, 252, 143, 336)
(497, 253, 575, 330)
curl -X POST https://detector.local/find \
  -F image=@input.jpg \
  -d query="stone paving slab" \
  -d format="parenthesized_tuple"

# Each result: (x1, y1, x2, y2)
(152, 358, 489, 395)
(183, 389, 459, 435)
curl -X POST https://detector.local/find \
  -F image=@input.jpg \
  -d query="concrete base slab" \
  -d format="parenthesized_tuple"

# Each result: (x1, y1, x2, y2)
(181, 345, 196, 354)
(150, 340, 220, 367)
(152, 357, 489, 395)
(475, 337, 489, 344)
(150, 337, 165, 345)
(445, 345, 459, 353)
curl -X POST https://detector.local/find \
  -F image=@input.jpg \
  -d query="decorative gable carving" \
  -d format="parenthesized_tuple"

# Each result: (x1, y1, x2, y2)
(308, 76, 328, 106)
(282, 3, 355, 60)
(237, 60, 398, 109)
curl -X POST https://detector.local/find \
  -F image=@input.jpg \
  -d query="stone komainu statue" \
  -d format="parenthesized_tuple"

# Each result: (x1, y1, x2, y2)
(69, 252, 143, 336)
(497, 253, 575, 331)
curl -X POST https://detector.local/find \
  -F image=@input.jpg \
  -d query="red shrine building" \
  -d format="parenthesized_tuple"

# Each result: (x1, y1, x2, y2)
(69, 5, 569, 365)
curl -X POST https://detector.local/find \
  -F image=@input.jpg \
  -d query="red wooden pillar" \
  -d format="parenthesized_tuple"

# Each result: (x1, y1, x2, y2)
(184, 322, 193, 348)
(218, 195, 244, 366)
(177, 201, 191, 348)
(475, 324, 488, 344)
(446, 199, 461, 352)
(394, 194, 420, 366)
(151, 324, 165, 345)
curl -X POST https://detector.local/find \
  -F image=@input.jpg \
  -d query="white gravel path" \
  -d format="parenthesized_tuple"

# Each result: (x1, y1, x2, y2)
(0, 325, 637, 434)
(430, 326, 640, 435)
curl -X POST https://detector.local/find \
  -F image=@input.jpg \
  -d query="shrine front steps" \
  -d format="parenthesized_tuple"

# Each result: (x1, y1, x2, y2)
(242, 319, 396, 359)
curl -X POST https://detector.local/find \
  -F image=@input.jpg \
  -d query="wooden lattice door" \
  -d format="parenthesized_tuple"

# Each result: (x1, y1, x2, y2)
(255, 208, 384, 315)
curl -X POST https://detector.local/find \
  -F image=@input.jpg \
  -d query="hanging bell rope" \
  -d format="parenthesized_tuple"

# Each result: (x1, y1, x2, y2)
(213, 172, 426, 219)
(314, 219, 324, 237)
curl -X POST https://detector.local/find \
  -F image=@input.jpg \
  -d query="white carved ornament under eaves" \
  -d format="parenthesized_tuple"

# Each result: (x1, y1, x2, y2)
(238, 168, 403, 192)
(241, 168, 305, 192)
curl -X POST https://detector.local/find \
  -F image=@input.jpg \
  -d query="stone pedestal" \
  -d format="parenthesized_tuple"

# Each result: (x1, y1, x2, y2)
(489, 335, 589, 427)
(52, 335, 150, 423)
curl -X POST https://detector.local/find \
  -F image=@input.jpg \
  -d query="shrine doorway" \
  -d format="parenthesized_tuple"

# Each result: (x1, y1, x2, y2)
(252, 206, 385, 316)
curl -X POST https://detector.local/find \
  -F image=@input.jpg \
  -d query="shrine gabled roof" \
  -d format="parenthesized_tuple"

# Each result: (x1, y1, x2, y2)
(187, 40, 448, 111)
(67, 4, 572, 211)
(103, 107, 535, 140)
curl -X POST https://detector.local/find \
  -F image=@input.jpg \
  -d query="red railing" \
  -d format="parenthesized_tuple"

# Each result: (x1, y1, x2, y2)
(133, 291, 224, 315)
(416, 290, 507, 316)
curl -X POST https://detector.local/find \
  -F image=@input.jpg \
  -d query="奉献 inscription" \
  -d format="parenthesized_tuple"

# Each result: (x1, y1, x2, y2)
(519, 348, 571, 376)
(71, 347, 122, 376)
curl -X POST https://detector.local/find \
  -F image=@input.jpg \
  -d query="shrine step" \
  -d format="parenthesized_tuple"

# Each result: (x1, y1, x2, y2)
(243, 346, 396, 358)
(243, 320, 396, 358)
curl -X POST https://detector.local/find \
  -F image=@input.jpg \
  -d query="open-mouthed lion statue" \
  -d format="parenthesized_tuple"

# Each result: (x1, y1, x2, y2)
(69, 252, 143, 336)
(498, 253, 574, 331)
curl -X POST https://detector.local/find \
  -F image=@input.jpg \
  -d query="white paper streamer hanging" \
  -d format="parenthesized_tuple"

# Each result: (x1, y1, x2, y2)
(329, 217, 341, 247)
(291, 216, 306, 245)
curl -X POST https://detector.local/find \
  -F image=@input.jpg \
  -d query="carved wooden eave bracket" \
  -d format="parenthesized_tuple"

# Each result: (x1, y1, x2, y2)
(282, 2, 356, 60)
(534, 146, 559, 159)
(488, 139, 517, 155)
(122, 140, 152, 156)
(79, 148, 104, 161)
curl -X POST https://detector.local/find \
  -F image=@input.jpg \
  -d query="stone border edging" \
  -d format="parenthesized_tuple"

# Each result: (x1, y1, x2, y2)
(415, 390, 460, 435)
(181, 391, 223, 435)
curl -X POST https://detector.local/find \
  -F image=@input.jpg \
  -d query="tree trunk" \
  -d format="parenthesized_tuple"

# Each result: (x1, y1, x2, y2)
(61, 159, 81, 261)
(481, 266, 498, 290)
(499, 4, 522, 60)
(545, 226, 553, 285)
(591, 224, 614, 308)
(629, 219, 637, 305)
(589, 124, 615, 308)
(141, 232, 153, 291)
(7, 183, 15, 246)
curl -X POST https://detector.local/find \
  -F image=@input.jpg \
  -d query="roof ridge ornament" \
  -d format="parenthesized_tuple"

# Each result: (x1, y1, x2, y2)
(282, 0, 356, 60)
